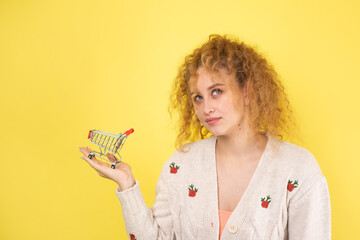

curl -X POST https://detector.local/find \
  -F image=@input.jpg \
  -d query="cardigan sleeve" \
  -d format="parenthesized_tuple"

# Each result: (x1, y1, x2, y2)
(115, 161, 175, 240)
(288, 175, 331, 239)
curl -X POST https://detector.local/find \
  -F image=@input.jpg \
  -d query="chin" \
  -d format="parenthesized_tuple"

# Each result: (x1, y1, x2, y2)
(207, 125, 239, 137)
(206, 128, 229, 137)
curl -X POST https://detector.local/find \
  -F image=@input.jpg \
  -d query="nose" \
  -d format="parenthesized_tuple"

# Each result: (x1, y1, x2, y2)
(203, 97, 215, 114)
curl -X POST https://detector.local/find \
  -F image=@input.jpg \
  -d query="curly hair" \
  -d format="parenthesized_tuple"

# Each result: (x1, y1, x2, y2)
(169, 34, 296, 151)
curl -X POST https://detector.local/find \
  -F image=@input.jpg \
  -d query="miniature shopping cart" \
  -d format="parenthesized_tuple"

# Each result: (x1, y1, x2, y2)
(87, 128, 134, 169)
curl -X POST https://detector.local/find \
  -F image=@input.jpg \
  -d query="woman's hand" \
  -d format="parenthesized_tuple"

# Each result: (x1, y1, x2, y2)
(79, 146, 136, 192)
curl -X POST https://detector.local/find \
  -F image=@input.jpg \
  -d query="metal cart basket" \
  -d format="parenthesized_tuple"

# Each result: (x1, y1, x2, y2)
(87, 128, 134, 168)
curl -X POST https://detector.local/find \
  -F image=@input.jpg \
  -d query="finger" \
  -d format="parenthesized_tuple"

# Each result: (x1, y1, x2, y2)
(79, 147, 90, 155)
(93, 161, 114, 177)
(81, 155, 114, 176)
(93, 157, 111, 168)
(81, 156, 98, 170)
(82, 158, 110, 178)
(79, 146, 91, 152)
(79, 147, 98, 160)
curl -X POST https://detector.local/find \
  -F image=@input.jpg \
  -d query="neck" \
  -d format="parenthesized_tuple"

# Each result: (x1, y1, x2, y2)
(215, 129, 268, 165)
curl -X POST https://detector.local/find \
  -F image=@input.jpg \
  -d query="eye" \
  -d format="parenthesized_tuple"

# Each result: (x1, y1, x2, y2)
(194, 95, 203, 102)
(212, 88, 222, 96)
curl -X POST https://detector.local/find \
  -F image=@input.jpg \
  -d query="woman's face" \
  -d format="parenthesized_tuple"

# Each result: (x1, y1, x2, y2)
(189, 67, 249, 137)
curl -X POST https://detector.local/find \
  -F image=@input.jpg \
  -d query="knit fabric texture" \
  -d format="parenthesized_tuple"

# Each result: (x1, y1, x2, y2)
(115, 134, 331, 240)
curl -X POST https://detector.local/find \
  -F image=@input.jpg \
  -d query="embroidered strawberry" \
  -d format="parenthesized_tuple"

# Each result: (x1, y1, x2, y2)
(169, 162, 180, 174)
(261, 195, 271, 208)
(188, 184, 198, 197)
(129, 233, 136, 240)
(287, 179, 298, 192)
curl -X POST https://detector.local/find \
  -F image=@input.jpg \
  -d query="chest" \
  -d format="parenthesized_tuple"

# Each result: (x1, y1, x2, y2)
(216, 161, 259, 212)
(171, 148, 288, 239)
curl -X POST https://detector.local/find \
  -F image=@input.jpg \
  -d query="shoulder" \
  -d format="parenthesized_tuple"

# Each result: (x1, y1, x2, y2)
(274, 139, 326, 202)
(168, 136, 215, 160)
(277, 140, 323, 177)
(159, 136, 215, 177)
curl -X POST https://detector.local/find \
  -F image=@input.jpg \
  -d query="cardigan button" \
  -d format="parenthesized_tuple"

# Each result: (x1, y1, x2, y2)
(228, 224, 238, 234)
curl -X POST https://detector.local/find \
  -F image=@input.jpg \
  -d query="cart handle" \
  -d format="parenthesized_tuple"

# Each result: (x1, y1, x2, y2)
(88, 130, 92, 139)
(124, 128, 134, 136)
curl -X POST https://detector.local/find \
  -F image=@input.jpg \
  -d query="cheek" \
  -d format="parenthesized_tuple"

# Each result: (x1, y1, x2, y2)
(220, 93, 243, 119)
(193, 105, 204, 120)
(193, 106, 201, 117)
(222, 94, 238, 112)
(191, 103, 199, 114)
(230, 92, 244, 113)
(228, 79, 245, 111)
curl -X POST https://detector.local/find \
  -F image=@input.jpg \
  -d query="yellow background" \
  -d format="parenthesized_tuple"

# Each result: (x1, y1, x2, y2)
(1, 0, 359, 239)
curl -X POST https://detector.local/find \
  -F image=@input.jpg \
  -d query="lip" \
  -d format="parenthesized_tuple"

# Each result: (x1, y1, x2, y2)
(205, 117, 221, 125)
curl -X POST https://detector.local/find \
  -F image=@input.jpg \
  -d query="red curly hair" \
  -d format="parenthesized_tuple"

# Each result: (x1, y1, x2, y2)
(169, 34, 296, 151)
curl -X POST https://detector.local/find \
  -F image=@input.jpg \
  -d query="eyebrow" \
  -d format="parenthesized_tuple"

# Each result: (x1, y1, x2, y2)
(207, 83, 225, 90)
(190, 83, 225, 96)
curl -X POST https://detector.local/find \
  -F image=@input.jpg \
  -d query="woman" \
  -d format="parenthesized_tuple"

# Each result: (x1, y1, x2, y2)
(79, 34, 331, 240)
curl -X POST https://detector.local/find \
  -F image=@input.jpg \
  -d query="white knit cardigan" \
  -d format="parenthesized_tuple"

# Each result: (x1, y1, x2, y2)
(115, 134, 331, 240)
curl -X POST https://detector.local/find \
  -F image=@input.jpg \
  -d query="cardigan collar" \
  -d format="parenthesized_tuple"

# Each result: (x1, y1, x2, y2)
(201, 133, 281, 237)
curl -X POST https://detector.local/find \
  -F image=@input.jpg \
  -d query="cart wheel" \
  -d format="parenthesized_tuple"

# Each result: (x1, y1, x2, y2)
(111, 163, 116, 169)
(88, 152, 95, 159)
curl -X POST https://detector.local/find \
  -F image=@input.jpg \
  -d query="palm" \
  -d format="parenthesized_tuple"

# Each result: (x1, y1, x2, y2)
(79, 146, 134, 188)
